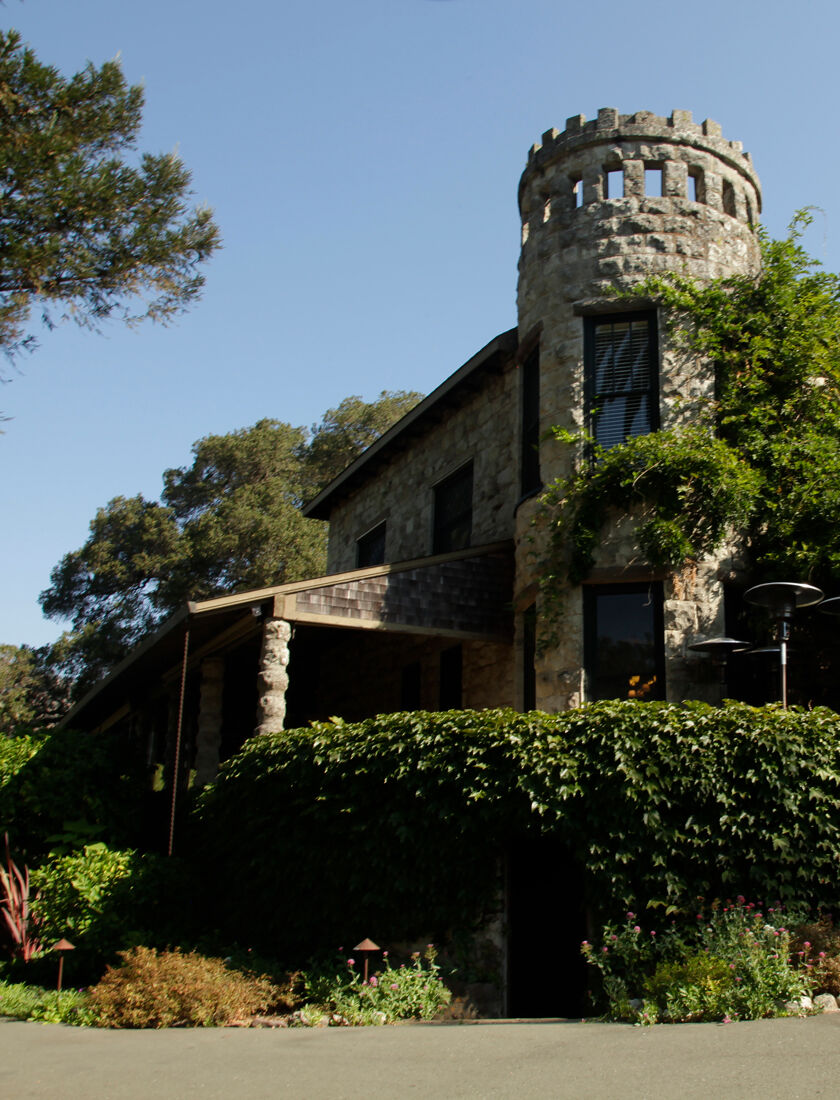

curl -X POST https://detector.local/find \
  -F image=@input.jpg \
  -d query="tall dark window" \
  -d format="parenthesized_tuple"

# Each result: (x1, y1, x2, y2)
(439, 645, 463, 709)
(584, 583, 665, 702)
(400, 662, 422, 709)
(520, 348, 541, 496)
(584, 313, 658, 450)
(433, 462, 473, 554)
(522, 603, 537, 711)
(356, 522, 386, 567)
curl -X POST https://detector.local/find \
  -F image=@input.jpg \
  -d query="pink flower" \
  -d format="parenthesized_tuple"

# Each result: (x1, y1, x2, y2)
(369, 976, 378, 987)
(633, 926, 641, 934)
(804, 941, 812, 949)
(610, 934, 617, 941)
(390, 983, 399, 991)
(819, 952, 827, 958)
(722, 1014, 733, 1024)
(347, 958, 355, 966)
(382, 951, 389, 958)
(602, 947, 609, 954)
(650, 931, 656, 937)
(627, 912, 636, 920)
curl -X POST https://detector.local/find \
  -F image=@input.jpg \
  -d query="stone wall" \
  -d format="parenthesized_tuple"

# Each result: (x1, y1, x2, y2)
(514, 109, 762, 710)
(290, 627, 514, 722)
(326, 359, 519, 573)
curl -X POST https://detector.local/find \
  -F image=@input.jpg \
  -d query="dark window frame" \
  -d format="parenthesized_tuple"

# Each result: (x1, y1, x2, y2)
(356, 521, 386, 568)
(583, 582, 666, 702)
(432, 461, 473, 555)
(584, 311, 659, 452)
(520, 347, 542, 497)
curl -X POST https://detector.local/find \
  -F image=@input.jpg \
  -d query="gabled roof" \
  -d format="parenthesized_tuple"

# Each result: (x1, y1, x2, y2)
(302, 328, 518, 520)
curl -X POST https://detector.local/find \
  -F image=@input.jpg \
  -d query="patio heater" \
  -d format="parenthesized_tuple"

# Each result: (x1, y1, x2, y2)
(688, 637, 751, 701)
(743, 582, 824, 708)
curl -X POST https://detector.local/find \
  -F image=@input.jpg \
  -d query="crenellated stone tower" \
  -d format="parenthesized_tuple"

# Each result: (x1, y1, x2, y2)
(514, 109, 762, 710)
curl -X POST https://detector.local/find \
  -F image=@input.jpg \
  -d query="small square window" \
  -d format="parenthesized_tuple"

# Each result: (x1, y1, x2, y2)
(605, 169, 624, 199)
(433, 463, 473, 554)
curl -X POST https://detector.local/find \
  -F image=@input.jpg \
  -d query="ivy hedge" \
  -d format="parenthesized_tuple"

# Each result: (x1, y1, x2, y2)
(191, 702, 840, 958)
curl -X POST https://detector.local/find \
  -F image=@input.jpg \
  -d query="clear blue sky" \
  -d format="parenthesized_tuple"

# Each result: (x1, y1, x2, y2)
(2, 0, 839, 647)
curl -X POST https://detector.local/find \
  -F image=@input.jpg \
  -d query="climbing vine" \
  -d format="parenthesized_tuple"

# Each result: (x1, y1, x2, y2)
(540, 213, 840, 590)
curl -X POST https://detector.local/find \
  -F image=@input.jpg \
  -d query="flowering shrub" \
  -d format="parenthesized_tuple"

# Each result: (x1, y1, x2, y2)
(298, 945, 451, 1025)
(791, 916, 840, 996)
(582, 901, 811, 1022)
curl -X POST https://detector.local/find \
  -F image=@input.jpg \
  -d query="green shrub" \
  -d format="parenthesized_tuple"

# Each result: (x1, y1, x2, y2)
(87, 947, 280, 1028)
(299, 945, 451, 1025)
(190, 703, 840, 957)
(26, 845, 197, 983)
(0, 979, 94, 1025)
(643, 954, 737, 1022)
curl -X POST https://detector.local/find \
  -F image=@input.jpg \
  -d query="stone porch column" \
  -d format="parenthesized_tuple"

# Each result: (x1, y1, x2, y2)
(193, 657, 225, 786)
(255, 617, 292, 735)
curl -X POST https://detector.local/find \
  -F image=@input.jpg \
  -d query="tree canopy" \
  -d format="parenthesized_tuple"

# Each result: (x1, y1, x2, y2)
(0, 29, 219, 365)
(36, 391, 421, 697)
(542, 214, 840, 589)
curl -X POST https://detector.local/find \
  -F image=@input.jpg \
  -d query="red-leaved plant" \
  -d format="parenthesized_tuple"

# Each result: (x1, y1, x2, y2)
(0, 833, 42, 961)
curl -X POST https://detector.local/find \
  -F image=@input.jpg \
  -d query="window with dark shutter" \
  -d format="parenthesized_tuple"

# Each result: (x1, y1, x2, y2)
(584, 313, 658, 450)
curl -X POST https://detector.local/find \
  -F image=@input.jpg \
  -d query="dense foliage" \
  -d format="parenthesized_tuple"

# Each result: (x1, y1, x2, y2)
(0, 645, 68, 734)
(0, 29, 219, 365)
(34, 390, 420, 697)
(541, 215, 840, 588)
(192, 703, 840, 957)
(0, 727, 147, 858)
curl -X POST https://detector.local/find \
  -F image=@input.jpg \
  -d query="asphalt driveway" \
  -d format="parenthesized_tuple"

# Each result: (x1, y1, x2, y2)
(3, 1015, 840, 1099)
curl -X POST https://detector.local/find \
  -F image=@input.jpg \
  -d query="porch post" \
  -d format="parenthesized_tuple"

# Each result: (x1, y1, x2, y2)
(193, 656, 225, 786)
(256, 617, 291, 735)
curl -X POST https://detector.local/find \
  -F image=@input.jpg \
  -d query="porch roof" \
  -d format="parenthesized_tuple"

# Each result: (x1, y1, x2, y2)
(60, 541, 514, 733)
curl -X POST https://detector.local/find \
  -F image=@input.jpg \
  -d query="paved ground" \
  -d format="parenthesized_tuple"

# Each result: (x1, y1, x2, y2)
(3, 1015, 840, 1099)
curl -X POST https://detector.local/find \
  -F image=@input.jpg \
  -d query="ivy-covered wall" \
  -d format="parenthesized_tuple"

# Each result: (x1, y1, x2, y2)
(190, 703, 840, 960)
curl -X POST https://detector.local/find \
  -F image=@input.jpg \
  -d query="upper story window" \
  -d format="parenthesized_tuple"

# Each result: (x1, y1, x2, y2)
(356, 521, 386, 567)
(584, 312, 659, 450)
(433, 462, 473, 554)
(520, 347, 541, 496)
(583, 583, 665, 702)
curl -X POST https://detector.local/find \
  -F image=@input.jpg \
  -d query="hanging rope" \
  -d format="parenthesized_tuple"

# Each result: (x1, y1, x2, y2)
(167, 627, 191, 857)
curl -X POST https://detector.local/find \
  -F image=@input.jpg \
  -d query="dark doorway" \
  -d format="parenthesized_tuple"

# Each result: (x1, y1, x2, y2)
(506, 834, 588, 1018)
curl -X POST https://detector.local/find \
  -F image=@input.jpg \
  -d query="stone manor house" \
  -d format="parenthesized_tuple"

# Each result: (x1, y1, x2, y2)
(63, 108, 763, 788)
